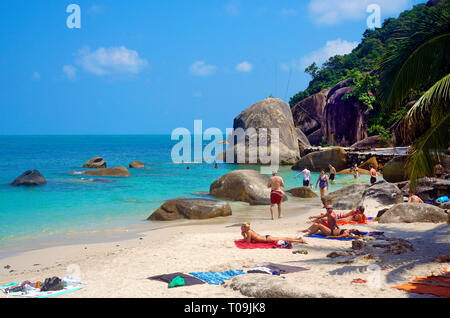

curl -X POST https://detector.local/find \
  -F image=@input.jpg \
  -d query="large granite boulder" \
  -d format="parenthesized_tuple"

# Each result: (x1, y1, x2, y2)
(350, 135, 390, 149)
(148, 198, 232, 221)
(382, 156, 409, 183)
(322, 183, 371, 210)
(295, 128, 311, 156)
(323, 85, 368, 146)
(291, 89, 329, 136)
(81, 166, 131, 178)
(286, 187, 318, 198)
(307, 128, 325, 146)
(379, 203, 448, 223)
(337, 168, 370, 175)
(222, 274, 339, 298)
(292, 147, 347, 172)
(401, 177, 450, 202)
(358, 157, 379, 170)
(129, 161, 145, 168)
(358, 181, 403, 217)
(10, 170, 47, 186)
(82, 157, 107, 169)
(225, 98, 300, 165)
(209, 169, 286, 205)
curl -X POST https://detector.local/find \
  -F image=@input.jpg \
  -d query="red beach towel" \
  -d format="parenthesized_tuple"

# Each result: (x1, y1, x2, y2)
(234, 239, 292, 249)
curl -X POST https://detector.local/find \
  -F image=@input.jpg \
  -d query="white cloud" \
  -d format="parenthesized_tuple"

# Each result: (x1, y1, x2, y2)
(75, 46, 149, 76)
(189, 61, 217, 77)
(63, 65, 77, 80)
(224, 1, 240, 16)
(87, 4, 105, 15)
(32, 72, 40, 81)
(236, 61, 252, 73)
(280, 8, 298, 17)
(308, 0, 411, 25)
(281, 38, 359, 71)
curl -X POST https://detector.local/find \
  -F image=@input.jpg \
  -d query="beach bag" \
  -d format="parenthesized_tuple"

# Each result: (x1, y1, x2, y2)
(40, 277, 64, 292)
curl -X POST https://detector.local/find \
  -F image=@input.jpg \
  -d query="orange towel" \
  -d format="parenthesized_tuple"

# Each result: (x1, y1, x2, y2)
(392, 282, 450, 298)
(413, 275, 450, 285)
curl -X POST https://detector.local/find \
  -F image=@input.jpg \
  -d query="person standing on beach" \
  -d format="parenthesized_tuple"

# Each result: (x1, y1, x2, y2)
(268, 171, 285, 220)
(328, 164, 336, 184)
(294, 167, 311, 187)
(315, 170, 329, 205)
(369, 164, 377, 184)
(352, 164, 359, 179)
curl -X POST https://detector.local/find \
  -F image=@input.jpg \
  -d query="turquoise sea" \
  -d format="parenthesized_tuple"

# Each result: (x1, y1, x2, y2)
(0, 135, 373, 255)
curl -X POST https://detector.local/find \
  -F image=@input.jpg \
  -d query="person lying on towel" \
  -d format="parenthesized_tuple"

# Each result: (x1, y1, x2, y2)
(300, 223, 364, 239)
(241, 222, 307, 244)
(338, 206, 367, 223)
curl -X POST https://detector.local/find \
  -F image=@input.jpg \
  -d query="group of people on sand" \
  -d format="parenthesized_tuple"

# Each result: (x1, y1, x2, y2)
(240, 204, 367, 245)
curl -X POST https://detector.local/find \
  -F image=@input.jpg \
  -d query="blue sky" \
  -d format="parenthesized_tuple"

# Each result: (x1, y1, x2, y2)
(0, 0, 425, 135)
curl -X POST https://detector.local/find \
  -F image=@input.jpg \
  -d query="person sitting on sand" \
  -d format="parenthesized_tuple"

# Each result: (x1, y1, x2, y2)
(339, 206, 367, 223)
(408, 191, 424, 203)
(300, 223, 363, 239)
(308, 205, 338, 233)
(241, 222, 307, 244)
(268, 171, 285, 220)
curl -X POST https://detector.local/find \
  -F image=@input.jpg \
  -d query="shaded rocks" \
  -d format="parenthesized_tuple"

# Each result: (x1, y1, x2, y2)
(82, 157, 106, 169)
(350, 135, 390, 149)
(323, 84, 368, 146)
(286, 187, 318, 198)
(379, 203, 448, 223)
(358, 180, 403, 216)
(295, 128, 311, 156)
(81, 166, 131, 178)
(292, 147, 347, 172)
(10, 170, 46, 186)
(148, 198, 232, 221)
(225, 98, 300, 165)
(382, 156, 409, 183)
(291, 89, 329, 146)
(322, 183, 370, 210)
(210, 170, 286, 205)
(129, 161, 145, 169)
(222, 274, 339, 298)
(401, 177, 450, 202)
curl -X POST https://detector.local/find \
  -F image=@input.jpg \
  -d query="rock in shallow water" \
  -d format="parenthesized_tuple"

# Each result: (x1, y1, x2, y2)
(82, 156, 107, 169)
(209, 169, 287, 205)
(148, 197, 232, 221)
(10, 170, 46, 186)
(81, 166, 131, 178)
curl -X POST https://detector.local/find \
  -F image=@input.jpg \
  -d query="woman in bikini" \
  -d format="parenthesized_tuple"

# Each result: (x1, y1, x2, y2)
(315, 170, 329, 205)
(300, 223, 363, 239)
(338, 206, 367, 223)
(241, 222, 307, 244)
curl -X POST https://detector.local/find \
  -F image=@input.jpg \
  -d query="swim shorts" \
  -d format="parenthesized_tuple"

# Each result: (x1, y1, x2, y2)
(270, 190, 283, 205)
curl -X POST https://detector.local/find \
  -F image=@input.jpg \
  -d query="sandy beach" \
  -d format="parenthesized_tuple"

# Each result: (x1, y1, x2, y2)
(1, 198, 448, 298)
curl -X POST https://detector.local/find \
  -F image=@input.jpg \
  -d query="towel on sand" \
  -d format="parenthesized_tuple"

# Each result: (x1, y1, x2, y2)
(337, 217, 374, 225)
(234, 239, 293, 249)
(392, 274, 450, 298)
(147, 272, 205, 287)
(0, 282, 83, 298)
(188, 270, 246, 285)
(306, 231, 384, 241)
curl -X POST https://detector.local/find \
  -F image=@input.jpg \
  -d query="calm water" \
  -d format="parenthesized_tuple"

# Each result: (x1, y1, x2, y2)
(0, 135, 372, 253)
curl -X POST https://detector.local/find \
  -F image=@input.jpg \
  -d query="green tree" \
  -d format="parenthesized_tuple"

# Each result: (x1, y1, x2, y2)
(379, 1, 450, 188)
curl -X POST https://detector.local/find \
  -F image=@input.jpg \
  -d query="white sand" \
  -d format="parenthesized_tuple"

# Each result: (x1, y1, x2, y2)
(0, 199, 449, 298)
